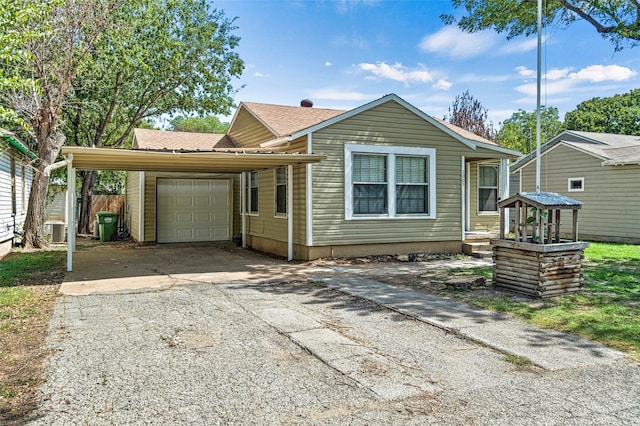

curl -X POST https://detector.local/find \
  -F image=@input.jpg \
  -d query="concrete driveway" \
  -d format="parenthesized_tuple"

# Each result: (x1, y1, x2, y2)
(61, 241, 325, 295)
(33, 241, 639, 424)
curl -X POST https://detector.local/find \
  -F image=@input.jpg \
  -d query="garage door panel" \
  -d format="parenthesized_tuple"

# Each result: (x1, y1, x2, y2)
(157, 178, 229, 243)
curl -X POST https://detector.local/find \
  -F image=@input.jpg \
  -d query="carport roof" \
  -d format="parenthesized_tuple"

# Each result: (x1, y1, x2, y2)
(61, 146, 325, 172)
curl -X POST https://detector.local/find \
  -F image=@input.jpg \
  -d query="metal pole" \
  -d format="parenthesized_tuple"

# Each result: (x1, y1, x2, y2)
(536, 0, 542, 193)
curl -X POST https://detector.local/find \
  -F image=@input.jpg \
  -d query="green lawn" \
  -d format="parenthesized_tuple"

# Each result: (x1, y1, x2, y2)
(450, 242, 640, 360)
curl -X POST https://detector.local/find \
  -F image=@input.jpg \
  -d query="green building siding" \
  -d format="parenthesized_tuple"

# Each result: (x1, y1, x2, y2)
(310, 101, 483, 246)
(520, 143, 640, 242)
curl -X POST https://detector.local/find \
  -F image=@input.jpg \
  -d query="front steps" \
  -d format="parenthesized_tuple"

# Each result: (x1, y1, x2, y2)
(462, 241, 493, 259)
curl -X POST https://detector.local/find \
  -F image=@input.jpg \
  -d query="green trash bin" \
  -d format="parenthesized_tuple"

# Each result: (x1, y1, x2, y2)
(96, 212, 119, 242)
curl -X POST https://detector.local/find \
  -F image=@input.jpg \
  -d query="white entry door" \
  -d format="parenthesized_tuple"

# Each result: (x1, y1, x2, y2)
(156, 178, 229, 243)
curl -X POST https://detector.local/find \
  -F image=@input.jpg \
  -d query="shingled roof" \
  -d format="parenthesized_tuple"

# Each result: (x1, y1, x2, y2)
(240, 102, 346, 137)
(512, 130, 640, 170)
(133, 128, 234, 151)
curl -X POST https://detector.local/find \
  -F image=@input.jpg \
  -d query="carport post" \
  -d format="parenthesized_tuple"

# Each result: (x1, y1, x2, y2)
(287, 164, 293, 261)
(66, 154, 75, 272)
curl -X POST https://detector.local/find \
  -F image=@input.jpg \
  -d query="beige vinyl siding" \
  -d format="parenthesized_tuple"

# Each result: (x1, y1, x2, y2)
(520, 143, 640, 242)
(310, 101, 485, 246)
(125, 171, 141, 241)
(468, 161, 501, 233)
(245, 165, 306, 245)
(142, 172, 237, 242)
(228, 107, 276, 148)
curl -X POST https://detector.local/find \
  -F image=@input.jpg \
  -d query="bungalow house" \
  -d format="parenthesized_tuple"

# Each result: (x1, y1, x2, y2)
(120, 94, 521, 259)
(511, 130, 640, 243)
(0, 129, 36, 257)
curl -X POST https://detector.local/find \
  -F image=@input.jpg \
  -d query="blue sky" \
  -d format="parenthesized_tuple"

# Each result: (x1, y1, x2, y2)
(214, 0, 639, 127)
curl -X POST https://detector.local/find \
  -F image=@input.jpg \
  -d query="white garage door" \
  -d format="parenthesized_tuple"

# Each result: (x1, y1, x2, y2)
(156, 178, 230, 243)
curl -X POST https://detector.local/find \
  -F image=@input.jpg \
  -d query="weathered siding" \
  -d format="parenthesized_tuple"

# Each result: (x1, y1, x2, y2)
(45, 185, 67, 223)
(520, 144, 640, 242)
(310, 101, 496, 246)
(142, 172, 238, 242)
(228, 107, 276, 148)
(125, 172, 141, 241)
(0, 146, 34, 256)
(245, 165, 306, 245)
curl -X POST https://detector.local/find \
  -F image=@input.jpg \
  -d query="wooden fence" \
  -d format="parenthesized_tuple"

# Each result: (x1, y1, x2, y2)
(89, 195, 125, 233)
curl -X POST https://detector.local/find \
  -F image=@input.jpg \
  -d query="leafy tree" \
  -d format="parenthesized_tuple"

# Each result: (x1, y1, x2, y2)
(442, 1, 640, 51)
(65, 0, 243, 234)
(170, 115, 230, 133)
(497, 107, 565, 154)
(444, 90, 497, 141)
(1, 0, 118, 248)
(564, 88, 640, 135)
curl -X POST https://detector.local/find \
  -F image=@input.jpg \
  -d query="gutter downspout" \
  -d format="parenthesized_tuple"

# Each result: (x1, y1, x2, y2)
(44, 157, 72, 177)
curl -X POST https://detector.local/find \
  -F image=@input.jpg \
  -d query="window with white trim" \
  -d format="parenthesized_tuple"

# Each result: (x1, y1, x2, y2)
(478, 164, 499, 213)
(275, 167, 287, 216)
(247, 171, 259, 214)
(568, 177, 584, 192)
(345, 144, 435, 219)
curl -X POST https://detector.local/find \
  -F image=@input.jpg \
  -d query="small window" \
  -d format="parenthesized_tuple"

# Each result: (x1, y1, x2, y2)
(478, 164, 499, 213)
(10, 157, 16, 216)
(568, 177, 584, 192)
(21, 164, 26, 212)
(275, 167, 287, 216)
(248, 171, 259, 214)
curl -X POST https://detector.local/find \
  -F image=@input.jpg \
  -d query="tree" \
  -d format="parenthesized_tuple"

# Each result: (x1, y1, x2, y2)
(442, 1, 640, 51)
(444, 90, 497, 141)
(497, 107, 565, 154)
(1, 0, 118, 248)
(64, 0, 243, 234)
(564, 88, 640, 135)
(170, 115, 230, 133)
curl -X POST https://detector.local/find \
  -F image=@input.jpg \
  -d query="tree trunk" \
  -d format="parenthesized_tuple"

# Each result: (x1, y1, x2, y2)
(23, 133, 66, 249)
(77, 170, 97, 234)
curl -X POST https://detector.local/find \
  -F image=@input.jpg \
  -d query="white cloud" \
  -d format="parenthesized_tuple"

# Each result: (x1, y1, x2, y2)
(325, 61, 332, 67)
(419, 27, 497, 59)
(433, 78, 452, 91)
(459, 73, 513, 83)
(516, 66, 535, 78)
(544, 68, 571, 80)
(358, 62, 433, 84)
(307, 87, 373, 101)
(253, 72, 268, 78)
(334, 0, 380, 14)
(498, 35, 547, 55)
(569, 64, 637, 82)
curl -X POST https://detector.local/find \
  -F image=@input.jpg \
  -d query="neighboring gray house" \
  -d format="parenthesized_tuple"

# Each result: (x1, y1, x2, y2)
(511, 130, 640, 243)
(0, 129, 36, 257)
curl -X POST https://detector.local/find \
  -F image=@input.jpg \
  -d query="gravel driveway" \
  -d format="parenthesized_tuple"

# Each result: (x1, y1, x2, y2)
(32, 278, 640, 425)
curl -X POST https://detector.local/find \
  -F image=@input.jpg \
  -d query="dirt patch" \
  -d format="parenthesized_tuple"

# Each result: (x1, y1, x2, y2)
(0, 248, 63, 425)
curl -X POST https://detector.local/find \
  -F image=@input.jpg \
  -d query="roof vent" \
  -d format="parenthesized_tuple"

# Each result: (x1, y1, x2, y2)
(300, 99, 313, 107)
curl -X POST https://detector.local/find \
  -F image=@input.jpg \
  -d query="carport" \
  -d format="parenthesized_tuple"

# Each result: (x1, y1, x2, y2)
(59, 146, 325, 271)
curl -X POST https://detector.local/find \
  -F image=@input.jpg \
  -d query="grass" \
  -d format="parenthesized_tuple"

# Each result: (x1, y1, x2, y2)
(0, 248, 65, 422)
(447, 242, 640, 360)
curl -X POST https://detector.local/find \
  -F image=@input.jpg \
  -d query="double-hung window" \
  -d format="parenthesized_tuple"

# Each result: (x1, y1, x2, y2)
(275, 167, 287, 216)
(345, 144, 435, 219)
(478, 164, 499, 213)
(247, 171, 259, 214)
(353, 154, 387, 214)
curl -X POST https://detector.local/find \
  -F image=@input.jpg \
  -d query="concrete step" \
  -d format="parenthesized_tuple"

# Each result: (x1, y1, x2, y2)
(462, 242, 492, 257)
